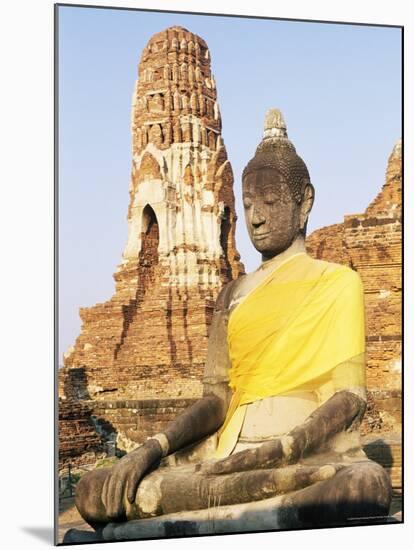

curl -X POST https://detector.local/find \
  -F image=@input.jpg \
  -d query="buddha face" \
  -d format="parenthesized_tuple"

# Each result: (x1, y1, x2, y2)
(242, 167, 304, 258)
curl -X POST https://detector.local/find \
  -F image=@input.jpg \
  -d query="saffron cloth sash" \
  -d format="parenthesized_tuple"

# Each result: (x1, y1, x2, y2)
(214, 253, 365, 458)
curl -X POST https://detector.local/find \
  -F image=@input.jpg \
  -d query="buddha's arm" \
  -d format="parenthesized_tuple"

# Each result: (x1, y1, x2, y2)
(101, 393, 227, 519)
(285, 388, 366, 462)
(284, 355, 367, 462)
(202, 389, 366, 476)
(159, 394, 227, 453)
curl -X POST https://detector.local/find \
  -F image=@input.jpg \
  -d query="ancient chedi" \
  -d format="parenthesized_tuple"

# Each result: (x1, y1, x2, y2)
(307, 139, 402, 435)
(61, 27, 244, 406)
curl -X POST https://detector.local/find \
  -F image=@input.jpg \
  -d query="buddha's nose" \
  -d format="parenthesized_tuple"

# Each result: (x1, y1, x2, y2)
(252, 209, 266, 228)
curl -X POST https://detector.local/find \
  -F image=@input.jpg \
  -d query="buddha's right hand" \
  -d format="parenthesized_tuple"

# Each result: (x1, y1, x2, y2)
(101, 438, 162, 520)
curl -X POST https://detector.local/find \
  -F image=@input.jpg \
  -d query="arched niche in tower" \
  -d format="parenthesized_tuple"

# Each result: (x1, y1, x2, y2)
(139, 204, 160, 269)
(183, 164, 194, 185)
(172, 63, 179, 82)
(190, 91, 198, 113)
(136, 152, 162, 184)
(220, 206, 232, 280)
(208, 131, 216, 150)
(148, 124, 163, 147)
(173, 90, 181, 111)
(149, 93, 164, 112)
(180, 62, 188, 81)
(198, 93, 205, 115)
(188, 64, 195, 83)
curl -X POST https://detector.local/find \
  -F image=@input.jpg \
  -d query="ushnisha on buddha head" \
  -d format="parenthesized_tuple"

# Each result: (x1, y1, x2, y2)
(242, 109, 315, 260)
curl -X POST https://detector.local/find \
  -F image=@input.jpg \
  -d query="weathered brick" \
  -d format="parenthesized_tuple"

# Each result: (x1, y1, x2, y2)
(307, 140, 402, 435)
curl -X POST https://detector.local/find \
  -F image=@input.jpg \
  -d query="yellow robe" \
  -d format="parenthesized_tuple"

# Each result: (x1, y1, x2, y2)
(214, 253, 366, 458)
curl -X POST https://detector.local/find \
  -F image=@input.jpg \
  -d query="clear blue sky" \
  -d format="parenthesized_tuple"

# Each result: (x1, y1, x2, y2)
(58, 5, 401, 362)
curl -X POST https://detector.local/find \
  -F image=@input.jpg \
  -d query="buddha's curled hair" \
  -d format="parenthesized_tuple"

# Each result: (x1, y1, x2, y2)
(242, 109, 312, 203)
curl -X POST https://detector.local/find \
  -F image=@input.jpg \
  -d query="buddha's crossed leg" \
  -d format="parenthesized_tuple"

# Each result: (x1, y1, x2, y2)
(72, 457, 391, 541)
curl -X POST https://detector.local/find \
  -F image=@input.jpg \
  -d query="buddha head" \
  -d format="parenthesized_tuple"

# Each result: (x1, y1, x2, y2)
(242, 109, 315, 260)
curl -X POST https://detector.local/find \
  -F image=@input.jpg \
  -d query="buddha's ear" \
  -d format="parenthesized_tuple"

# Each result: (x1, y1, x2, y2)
(300, 183, 315, 230)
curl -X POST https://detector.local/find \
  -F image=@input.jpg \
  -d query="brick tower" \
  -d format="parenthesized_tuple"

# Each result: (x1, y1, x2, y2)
(62, 26, 244, 401)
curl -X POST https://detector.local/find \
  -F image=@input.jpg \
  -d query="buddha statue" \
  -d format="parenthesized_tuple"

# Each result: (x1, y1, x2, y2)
(67, 109, 392, 542)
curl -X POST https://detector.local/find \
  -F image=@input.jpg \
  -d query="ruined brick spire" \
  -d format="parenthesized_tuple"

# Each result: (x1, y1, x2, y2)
(120, 25, 242, 287)
(62, 27, 244, 402)
(366, 138, 402, 216)
(131, 26, 223, 154)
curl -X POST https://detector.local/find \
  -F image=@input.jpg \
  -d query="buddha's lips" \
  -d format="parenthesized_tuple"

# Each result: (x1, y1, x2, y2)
(253, 232, 270, 239)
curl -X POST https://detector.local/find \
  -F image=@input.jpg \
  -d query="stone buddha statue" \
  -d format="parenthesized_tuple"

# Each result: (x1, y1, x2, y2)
(69, 109, 392, 542)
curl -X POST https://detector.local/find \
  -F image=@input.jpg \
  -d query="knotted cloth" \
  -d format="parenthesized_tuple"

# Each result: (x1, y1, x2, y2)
(214, 253, 365, 458)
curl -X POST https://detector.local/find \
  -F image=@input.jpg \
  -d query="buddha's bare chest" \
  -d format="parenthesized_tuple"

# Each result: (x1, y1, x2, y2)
(239, 393, 319, 442)
(232, 394, 364, 460)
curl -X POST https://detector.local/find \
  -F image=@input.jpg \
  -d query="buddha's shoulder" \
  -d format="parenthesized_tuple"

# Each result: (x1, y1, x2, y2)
(304, 255, 362, 286)
(215, 275, 248, 311)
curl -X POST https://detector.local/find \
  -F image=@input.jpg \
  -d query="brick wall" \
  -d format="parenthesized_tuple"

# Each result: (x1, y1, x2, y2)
(307, 140, 402, 435)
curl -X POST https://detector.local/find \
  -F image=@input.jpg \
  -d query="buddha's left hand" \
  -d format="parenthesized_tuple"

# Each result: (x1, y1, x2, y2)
(198, 435, 296, 475)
